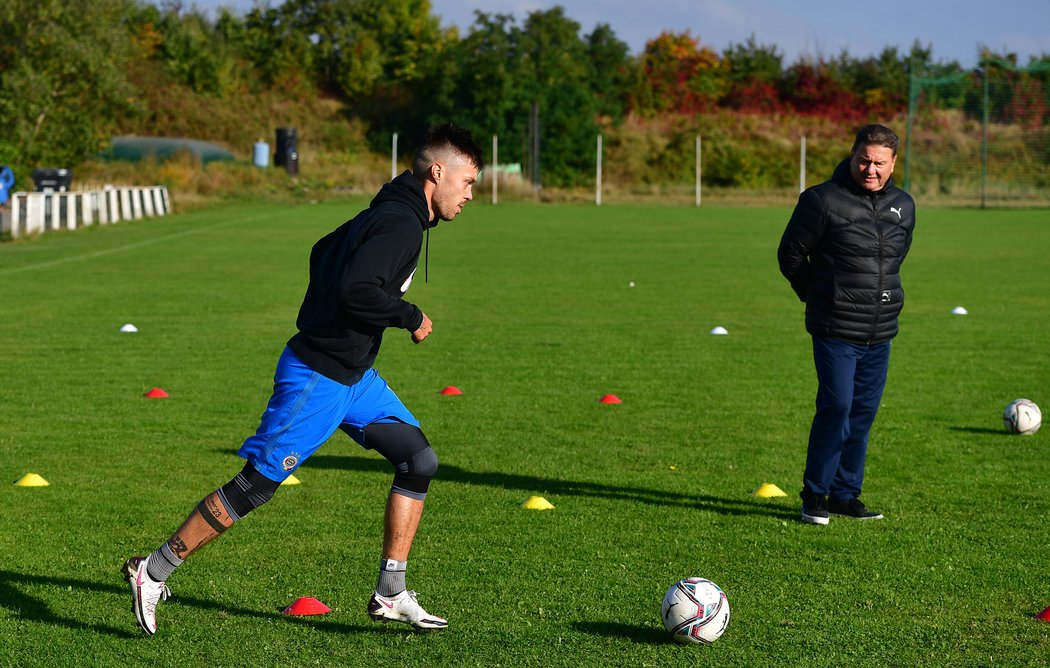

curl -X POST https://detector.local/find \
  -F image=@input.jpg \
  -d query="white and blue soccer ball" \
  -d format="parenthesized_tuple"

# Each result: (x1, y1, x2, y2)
(1003, 398, 1041, 435)
(660, 577, 730, 645)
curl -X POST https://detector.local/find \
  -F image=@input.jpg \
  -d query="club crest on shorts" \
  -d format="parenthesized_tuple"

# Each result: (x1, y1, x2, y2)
(282, 452, 300, 471)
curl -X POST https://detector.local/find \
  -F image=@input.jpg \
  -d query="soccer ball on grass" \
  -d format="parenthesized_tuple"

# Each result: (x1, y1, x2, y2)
(660, 577, 730, 644)
(1003, 398, 1041, 435)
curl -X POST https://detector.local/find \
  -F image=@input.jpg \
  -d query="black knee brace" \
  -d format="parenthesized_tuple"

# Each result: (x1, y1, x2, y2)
(363, 422, 439, 500)
(217, 463, 281, 520)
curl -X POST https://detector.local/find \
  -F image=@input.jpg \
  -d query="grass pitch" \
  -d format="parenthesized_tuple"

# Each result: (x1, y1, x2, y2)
(0, 199, 1048, 667)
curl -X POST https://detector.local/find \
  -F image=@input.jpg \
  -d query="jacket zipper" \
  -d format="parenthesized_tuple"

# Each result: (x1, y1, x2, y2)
(870, 193, 884, 344)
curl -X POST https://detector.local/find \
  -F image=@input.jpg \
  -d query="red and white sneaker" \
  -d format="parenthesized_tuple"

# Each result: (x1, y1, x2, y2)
(367, 590, 448, 630)
(122, 556, 170, 635)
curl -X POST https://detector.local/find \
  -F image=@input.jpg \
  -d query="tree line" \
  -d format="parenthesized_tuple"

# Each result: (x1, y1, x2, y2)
(1, 0, 1046, 187)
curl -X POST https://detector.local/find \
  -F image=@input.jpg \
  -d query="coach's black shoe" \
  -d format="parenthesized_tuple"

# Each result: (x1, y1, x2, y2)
(828, 496, 883, 520)
(800, 494, 829, 525)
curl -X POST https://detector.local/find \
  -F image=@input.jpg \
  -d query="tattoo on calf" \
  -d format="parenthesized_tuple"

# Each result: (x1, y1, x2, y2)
(196, 498, 229, 534)
(170, 536, 189, 559)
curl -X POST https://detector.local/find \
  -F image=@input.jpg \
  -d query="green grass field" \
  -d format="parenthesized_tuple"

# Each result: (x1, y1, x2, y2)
(1, 198, 1048, 667)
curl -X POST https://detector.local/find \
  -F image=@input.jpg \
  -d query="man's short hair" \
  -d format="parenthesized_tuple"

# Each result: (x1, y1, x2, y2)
(413, 123, 485, 174)
(852, 124, 900, 156)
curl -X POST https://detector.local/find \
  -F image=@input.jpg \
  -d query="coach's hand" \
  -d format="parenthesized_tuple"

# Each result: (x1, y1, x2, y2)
(412, 313, 432, 344)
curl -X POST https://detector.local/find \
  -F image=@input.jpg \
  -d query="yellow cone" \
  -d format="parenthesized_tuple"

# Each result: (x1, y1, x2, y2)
(753, 483, 787, 498)
(521, 495, 554, 510)
(281, 474, 301, 486)
(15, 473, 49, 487)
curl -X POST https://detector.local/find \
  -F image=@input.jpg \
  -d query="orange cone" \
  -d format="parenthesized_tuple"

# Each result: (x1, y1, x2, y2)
(599, 394, 622, 404)
(144, 387, 169, 398)
(1036, 606, 1050, 622)
(439, 386, 462, 396)
(283, 596, 331, 616)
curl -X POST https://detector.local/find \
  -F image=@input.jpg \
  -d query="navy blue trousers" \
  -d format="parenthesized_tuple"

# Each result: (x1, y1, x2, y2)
(802, 336, 891, 500)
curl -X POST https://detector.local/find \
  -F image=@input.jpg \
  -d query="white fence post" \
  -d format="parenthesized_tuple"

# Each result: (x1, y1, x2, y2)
(120, 189, 133, 220)
(82, 193, 94, 226)
(63, 193, 77, 230)
(142, 188, 155, 217)
(26, 193, 45, 235)
(132, 189, 143, 219)
(108, 189, 120, 223)
(9, 192, 22, 238)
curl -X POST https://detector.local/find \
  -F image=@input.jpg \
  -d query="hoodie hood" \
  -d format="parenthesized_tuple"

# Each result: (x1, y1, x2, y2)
(370, 170, 436, 229)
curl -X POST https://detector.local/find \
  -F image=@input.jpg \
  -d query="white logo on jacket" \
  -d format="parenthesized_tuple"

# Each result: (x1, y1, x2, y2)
(890, 207, 903, 220)
(400, 269, 416, 294)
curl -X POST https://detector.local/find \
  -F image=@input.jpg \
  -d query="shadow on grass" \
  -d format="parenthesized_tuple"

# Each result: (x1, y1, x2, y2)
(0, 569, 392, 639)
(571, 620, 669, 645)
(295, 452, 797, 520)
(948, 426, 1010, 436)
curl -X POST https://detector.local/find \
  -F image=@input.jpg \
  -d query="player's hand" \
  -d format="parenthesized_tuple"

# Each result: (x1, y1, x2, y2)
(412, 313, 432, 344)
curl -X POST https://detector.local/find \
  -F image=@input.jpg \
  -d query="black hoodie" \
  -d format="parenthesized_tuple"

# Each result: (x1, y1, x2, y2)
(287, 171, 433, 384)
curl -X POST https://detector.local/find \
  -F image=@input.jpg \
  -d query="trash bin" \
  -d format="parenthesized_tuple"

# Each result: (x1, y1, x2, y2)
(275, 128, 297, 169)
(253, 141, 270, 168)
(32, 168, 72, 192)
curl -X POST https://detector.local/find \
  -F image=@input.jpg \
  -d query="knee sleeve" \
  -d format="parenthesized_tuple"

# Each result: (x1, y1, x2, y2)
(363, 423, 438, 500)
(217, 463, 281, 520)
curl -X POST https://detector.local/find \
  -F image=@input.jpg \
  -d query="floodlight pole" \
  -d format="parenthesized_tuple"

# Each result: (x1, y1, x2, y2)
(391, 133, 398, 181)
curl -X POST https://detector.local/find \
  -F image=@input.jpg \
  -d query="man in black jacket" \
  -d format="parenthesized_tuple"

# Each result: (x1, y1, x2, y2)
(778, 124, 915, 525)
(123, 123, 483, 634)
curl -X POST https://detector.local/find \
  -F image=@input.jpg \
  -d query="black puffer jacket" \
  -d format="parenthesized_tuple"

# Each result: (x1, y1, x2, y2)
(778, 158, 915, 345)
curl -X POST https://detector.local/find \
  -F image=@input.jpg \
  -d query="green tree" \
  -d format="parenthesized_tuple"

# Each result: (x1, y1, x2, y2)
(447, 13, 526, 153)
(283, 0, 447, 116)
(585, 23, 636, 123)
(516, 7, 601, 186)
(722, 35, 783, 112)
(241, 4, 318, 90)
(0, 0, 141, 169)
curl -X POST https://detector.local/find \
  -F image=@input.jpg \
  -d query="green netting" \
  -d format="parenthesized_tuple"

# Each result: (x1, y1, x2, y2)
(905, 58, 1050, 207)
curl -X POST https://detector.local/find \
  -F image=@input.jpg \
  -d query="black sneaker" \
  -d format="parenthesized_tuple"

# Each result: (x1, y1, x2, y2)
(800, 494, 829, 525)
(828, 497, 883, 520)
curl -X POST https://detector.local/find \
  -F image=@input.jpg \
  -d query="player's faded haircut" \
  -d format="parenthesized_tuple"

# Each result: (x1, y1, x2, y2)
(852, 124, 900, 156)
(413, 122, 485, 174)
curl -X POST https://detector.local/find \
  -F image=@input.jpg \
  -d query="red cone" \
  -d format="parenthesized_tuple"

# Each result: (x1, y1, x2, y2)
(144, 387, 170, 398)
(283, 596, 331, 616)
(1036, 606, 1050, 622)
(599, 394, 622, 404)
(439, 386, 463, 396)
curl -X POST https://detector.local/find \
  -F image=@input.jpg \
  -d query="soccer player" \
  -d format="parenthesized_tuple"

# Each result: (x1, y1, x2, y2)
(123, 123, 483, 634)
(777, 124, 915, 525)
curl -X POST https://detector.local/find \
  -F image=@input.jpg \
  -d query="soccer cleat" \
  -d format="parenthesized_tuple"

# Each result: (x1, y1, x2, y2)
(800, 494, 830, 525)
(123, 556, 170, 636)
(828, 496, 884, 520)
(368, 590, 448, 630)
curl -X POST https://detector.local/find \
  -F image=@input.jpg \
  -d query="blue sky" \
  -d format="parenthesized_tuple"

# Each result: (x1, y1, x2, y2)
(186, 0, 1049, 68)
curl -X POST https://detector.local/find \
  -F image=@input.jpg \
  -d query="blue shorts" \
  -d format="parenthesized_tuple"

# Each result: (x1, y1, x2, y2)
(237, 347, 418, 482)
